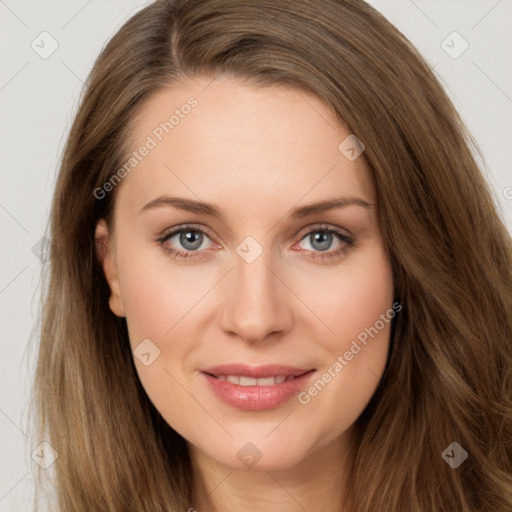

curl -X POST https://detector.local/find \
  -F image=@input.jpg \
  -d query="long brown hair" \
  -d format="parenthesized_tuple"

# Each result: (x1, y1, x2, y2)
(30, 0, 512, 510)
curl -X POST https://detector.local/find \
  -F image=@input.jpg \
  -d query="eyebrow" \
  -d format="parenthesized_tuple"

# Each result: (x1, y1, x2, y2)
(139, 195, 372, 219)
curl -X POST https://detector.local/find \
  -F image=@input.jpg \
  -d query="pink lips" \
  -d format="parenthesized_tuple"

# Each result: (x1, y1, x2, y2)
(201, 364, 316, 411)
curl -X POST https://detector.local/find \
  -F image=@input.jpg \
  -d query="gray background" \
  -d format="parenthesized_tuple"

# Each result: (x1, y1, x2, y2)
(1, 0, 511, 510)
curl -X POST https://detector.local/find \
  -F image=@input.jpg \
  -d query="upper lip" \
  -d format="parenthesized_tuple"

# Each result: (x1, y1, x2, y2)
(201, 364, 315, 379)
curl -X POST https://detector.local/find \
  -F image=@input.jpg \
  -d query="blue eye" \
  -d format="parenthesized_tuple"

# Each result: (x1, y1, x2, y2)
(293, 224, 355, 262)
(158, 225, 214, 261)
(157, 223, 355, 262)
(169, 229, 207, 251)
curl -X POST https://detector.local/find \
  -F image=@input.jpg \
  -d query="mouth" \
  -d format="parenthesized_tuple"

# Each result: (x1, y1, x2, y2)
(200, 364, 316, 411)
(204, 372, 310, 386)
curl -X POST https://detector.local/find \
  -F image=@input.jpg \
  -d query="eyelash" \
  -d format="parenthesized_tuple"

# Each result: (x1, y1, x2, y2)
(156, 223, 356, 262)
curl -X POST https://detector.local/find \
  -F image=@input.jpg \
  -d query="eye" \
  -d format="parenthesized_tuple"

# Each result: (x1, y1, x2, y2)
(293, 224, 355, 262)
(157, 224, 217, 261)
(156, 223, 356, 262)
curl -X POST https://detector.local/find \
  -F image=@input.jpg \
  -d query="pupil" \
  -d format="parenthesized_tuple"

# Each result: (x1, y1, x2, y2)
(311, 231, 332, 251)
(181, 230, 202, 250)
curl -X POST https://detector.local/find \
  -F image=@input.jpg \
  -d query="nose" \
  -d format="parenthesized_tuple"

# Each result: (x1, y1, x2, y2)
(219, 247, 293, 344)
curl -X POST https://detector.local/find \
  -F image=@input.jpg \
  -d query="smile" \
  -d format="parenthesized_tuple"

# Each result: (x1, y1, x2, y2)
(200, 364, 316, 411)
(212, 375, 295, 385)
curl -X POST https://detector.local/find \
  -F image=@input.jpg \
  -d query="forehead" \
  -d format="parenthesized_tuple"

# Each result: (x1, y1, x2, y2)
(117, 76, 375, 214)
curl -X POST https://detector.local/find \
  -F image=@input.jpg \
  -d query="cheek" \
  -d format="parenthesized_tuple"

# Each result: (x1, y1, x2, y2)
(296, 246, 395, 431)
(120, 274, 175, 347)
(297, 241, 395, 346)
(115, 237, 211, 346)
(115, 252, 205, 434)
(114, 243, 213, 416)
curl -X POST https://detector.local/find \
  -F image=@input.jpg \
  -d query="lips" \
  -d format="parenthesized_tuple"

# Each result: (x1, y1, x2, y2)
(200, 364, 316, 411)
(202, 364, 312, 379)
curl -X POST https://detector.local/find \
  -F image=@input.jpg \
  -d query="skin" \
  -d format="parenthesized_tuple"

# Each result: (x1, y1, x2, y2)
(96, 76, 395, 512)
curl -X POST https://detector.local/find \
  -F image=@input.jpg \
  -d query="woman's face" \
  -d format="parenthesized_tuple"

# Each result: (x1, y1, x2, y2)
(96, 76, 395, 471)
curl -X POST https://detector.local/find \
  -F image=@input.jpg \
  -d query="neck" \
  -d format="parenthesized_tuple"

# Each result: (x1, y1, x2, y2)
(189, 430, 357, 512)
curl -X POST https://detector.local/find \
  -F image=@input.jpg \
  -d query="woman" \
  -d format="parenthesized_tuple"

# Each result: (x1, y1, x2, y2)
(32, 0, 512, 510)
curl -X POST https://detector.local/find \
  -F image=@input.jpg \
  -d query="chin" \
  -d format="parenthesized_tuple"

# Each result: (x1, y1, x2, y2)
(198, 434, 318, 472)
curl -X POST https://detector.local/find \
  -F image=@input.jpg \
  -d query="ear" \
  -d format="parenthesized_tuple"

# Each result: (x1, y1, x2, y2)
(95, 219, 126, 317)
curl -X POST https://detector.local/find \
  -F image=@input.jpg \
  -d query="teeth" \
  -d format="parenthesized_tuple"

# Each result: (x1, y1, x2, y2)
(255, 377, 275, 386)
(217, 375, 292, 386)
(240, 376, 257, 386)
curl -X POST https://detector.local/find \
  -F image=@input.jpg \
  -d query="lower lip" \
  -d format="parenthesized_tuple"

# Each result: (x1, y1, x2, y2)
(201, 371, 316, 411)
